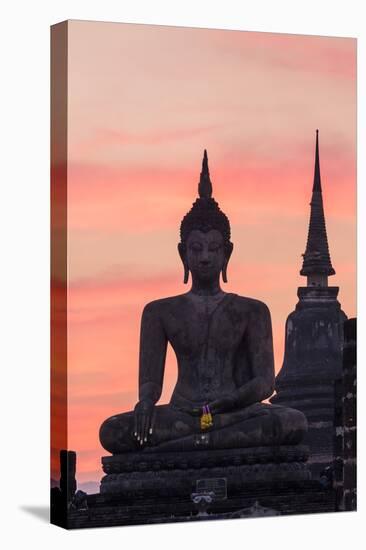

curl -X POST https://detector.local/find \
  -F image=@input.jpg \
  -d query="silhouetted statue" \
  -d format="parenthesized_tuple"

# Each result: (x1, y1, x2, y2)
(100, 150, 307, 454)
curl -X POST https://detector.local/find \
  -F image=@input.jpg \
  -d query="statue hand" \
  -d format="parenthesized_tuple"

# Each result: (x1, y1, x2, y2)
(209, 393, 239, 414)
(133, 399, 155, 446)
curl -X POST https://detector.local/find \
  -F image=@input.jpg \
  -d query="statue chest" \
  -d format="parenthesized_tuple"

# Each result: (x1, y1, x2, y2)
(163, 294, 247, 357)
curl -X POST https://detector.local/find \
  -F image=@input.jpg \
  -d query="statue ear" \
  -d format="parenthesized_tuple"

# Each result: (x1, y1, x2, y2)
(178, 243, 189, 284)
(222, 242, 233, 283)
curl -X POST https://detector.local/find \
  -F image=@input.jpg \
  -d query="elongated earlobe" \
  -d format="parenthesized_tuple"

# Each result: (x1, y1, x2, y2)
(222, 242, 233, 283)
(183, 264, 189, 284)
(178, 242, 189, 284)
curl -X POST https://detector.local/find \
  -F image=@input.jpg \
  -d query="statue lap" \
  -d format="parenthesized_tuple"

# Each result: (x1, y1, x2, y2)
(100, 402, 307, 455)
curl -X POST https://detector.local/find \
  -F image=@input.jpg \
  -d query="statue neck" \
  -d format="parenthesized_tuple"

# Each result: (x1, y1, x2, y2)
(189, 279, 223, 296)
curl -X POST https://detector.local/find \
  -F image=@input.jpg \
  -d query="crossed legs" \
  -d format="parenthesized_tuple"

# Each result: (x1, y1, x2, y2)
(99, 402, 307, 454)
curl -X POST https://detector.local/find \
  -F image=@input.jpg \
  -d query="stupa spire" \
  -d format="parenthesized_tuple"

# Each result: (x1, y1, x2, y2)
(313, 129, 321, 192)
(300, 130, 335, 286)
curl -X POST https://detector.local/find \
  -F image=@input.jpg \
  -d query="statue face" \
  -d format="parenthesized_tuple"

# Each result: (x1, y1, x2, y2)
(185, 229, 226, 282)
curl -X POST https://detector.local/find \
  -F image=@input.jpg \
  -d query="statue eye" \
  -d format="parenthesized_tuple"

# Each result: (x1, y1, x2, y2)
(208, 243, 221, 251)
(190, 242, 203, 252)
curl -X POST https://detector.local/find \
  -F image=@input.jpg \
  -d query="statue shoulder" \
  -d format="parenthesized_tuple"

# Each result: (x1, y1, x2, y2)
(142, 294, 185, 316)
(234, 295, 271, 318)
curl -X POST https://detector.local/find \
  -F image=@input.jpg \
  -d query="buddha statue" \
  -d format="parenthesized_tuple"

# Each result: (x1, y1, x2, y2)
(99, 150, 307, 456)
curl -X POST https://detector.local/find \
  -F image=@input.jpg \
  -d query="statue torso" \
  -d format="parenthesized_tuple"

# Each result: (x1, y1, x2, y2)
(154, 291, 256, 407)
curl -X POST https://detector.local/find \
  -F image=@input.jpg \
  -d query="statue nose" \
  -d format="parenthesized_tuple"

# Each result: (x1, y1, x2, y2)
(200, 250, 210, 263)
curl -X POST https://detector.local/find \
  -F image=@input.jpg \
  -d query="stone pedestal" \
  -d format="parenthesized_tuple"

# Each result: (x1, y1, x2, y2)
(62, 445, 343, 529)
(100, 445, 310, 498)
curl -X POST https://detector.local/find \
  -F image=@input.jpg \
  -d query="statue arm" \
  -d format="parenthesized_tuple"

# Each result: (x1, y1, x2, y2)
(133, 301, 168, 445)
(209, 301, 275, 414)
(236, 300, 275, 405)
(138, 301, 168, 405)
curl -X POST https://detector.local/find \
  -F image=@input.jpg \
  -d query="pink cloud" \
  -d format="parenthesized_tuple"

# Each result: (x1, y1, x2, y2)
(74, 124, 222, 156)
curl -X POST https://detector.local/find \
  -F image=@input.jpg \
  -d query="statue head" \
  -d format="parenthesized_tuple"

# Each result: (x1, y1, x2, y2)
(178, 150, 234, 284)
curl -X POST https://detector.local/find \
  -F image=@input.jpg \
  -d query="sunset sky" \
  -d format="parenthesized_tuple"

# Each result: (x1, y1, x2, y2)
(55, 20, 356, 488)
